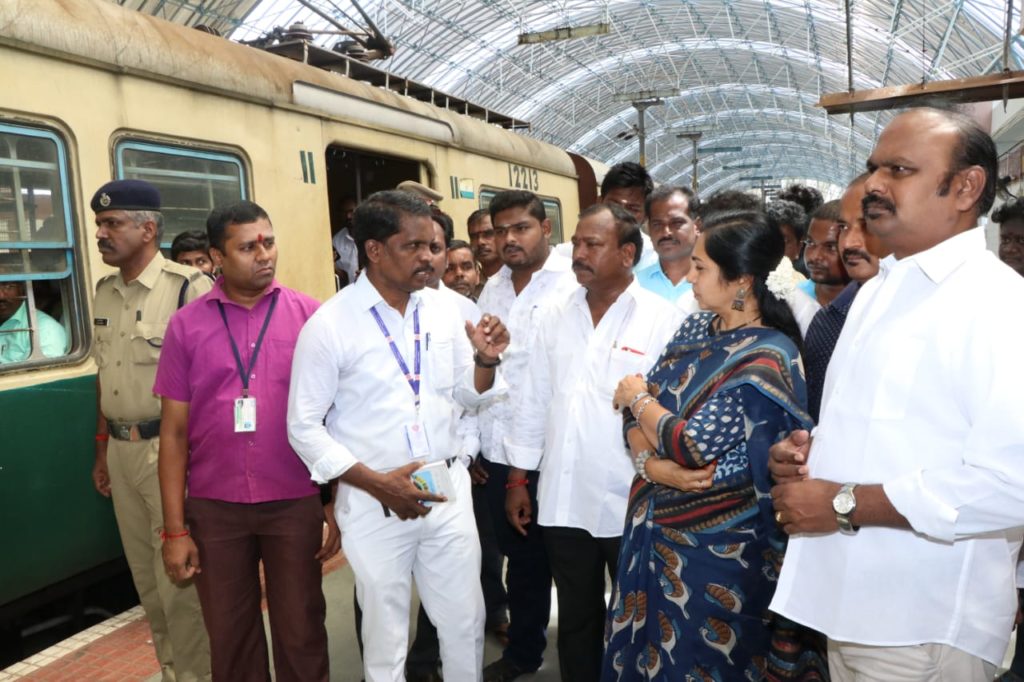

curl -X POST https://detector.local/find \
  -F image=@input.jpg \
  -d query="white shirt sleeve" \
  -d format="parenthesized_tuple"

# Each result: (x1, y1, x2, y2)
(287, 312, 359, 484)
(504, 307, 555, 470)
(787, 288, 821, 338)
(883, 315, 1024, 542)
(452, 314, 508, 409)
(454, 408, 480, 465)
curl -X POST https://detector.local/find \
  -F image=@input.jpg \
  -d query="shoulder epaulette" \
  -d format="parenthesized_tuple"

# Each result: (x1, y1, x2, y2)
(159, 260, 208, 309)
(161, 259, 198, 281)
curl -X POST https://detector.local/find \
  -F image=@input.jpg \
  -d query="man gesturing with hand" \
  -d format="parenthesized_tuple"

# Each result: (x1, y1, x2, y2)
(288, 191, 508, 682)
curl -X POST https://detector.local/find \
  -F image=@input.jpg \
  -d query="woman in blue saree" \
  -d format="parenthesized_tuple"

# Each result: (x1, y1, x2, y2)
(605, 210, 823, 681)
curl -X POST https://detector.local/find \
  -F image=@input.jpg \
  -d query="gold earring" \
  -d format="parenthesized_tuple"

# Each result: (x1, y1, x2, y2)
(732, 287, 747, 311)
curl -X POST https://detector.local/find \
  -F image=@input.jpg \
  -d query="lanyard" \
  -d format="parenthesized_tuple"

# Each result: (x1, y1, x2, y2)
(369, 305, 421, 409)
(216, 291, 279, 397)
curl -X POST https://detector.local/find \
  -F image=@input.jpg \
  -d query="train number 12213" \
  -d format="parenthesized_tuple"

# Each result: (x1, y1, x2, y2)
(508, 163, 540, 191)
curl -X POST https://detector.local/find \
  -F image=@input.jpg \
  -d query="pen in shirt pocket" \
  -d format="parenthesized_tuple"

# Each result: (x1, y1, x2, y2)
(615, 343, 645, 356)
(425, 332, 430, 350)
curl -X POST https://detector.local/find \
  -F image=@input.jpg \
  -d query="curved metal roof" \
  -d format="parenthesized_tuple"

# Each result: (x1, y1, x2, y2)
(120, 0, 1022, 196)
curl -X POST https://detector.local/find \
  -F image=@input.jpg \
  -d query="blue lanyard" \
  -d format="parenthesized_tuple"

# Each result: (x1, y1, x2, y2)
(369, 305, 420, 409)
(216, 291, 278, 398)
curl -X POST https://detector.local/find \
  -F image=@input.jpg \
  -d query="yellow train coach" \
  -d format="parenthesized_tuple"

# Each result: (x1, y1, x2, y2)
(0, 0, 600, 632)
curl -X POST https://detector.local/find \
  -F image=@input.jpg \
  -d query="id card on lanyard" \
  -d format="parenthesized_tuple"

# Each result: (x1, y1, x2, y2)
(217, 292, 278, 433)
(370, 305, 430, 459)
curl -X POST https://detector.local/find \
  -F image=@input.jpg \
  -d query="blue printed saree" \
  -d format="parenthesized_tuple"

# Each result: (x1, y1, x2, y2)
(602, 313, 824, 682)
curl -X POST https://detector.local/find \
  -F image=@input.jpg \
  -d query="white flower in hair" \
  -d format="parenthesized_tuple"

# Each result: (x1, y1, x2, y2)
(765, 257, 798, 302)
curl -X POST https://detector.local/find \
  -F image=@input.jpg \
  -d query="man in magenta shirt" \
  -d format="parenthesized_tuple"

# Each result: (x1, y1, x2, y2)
(155, 201, 339, 682)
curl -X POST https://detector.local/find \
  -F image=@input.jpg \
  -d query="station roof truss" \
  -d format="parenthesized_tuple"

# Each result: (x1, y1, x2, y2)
(116, 0, 1024, 195)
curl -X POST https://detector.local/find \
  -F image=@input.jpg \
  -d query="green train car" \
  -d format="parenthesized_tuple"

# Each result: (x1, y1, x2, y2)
(0, 0, 603, 647)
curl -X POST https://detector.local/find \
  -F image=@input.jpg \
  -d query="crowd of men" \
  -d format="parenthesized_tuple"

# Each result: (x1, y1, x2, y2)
(77, 104, 1024, 682)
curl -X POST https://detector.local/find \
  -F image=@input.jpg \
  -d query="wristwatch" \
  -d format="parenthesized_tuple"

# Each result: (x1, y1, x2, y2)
(473, 351, 502, 368)
(832, 482, 858, 535)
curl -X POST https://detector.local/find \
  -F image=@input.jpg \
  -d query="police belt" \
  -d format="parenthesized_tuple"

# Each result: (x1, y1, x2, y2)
(107, 418, 161, 441)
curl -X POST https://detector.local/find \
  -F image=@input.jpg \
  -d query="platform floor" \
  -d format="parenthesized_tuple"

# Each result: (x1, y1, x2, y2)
(2, 551, 1017, 680)
(0, 550, 561, 681)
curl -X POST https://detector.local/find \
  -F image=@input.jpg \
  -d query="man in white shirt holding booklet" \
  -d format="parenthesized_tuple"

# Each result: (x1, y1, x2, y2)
(288, 190, 509, 682)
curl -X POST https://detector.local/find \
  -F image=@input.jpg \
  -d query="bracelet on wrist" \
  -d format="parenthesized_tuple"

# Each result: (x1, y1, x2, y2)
(628, 391, 651, 412)
(633, 396, 656, 420)
(159, 528, 190, 542)
(634, 450, 655, 483)
(95, 433, 109, 442)
(505, 479, 528, 490)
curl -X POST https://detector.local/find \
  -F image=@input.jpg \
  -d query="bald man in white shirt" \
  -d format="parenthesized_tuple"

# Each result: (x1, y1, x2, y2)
(769, 109, 1024, 681)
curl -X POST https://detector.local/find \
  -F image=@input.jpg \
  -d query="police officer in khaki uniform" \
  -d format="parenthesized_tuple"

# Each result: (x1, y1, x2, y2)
(90, 179, 212, 682)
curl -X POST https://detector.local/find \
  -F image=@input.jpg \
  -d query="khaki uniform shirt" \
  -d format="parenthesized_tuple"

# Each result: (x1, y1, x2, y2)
(93, 252, 212, 422)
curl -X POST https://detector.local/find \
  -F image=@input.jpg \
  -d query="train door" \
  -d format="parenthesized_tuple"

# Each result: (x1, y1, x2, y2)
(324, 145, 423, 288)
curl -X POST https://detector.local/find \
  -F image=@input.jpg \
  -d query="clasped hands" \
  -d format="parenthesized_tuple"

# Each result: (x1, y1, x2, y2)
(612, 373, 715, 493)
(768, 429, 843, 534)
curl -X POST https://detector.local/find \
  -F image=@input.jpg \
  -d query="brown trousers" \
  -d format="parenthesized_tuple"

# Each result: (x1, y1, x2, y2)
(185, 494, 328, 682)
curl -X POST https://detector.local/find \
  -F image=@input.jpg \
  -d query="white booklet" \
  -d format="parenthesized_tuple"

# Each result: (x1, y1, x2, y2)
(411, 461, 456, 506)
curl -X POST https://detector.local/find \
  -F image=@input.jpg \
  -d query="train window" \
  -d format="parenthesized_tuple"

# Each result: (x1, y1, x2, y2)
(0, 122, 79, 369)
(479, 188, 564, 244)
(541, 198, 563, 244)
(115, 141, 247, 248)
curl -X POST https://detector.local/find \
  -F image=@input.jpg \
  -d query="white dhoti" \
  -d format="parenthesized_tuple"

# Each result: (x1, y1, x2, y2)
(340, 462, 484, 682)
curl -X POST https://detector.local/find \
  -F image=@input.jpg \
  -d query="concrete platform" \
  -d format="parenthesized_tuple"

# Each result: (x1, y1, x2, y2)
(0, 552, 561, 681)
(3, 551, 1016, 680)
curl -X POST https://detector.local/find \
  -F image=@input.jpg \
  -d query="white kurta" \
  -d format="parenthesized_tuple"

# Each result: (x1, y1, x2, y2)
(771, 228, 1024, 665)
(475, 250, 578, 465)
(506, 279, 683, 538)
(287, 275, 504, 682)
(331, 228, 358, 283)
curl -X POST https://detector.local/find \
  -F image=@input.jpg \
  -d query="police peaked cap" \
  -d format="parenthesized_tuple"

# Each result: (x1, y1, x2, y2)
(90, 179, 161, 213)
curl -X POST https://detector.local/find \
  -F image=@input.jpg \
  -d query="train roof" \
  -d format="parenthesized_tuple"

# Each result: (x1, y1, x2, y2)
(0, 0, 576, 177)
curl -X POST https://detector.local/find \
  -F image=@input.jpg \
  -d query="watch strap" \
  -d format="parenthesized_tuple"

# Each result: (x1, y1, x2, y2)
(835, 482, 858, 535)
(473, 351, 501, 368)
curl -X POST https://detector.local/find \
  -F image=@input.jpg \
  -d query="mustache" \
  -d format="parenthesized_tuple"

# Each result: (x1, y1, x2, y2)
(657, 237, 679, 245)
(842, 248, 871, 263)
(571, 260, 593, 273)
(97, 239, 114, 251)
(862, 194, 895, 214)
(502, 245, 522, 254)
